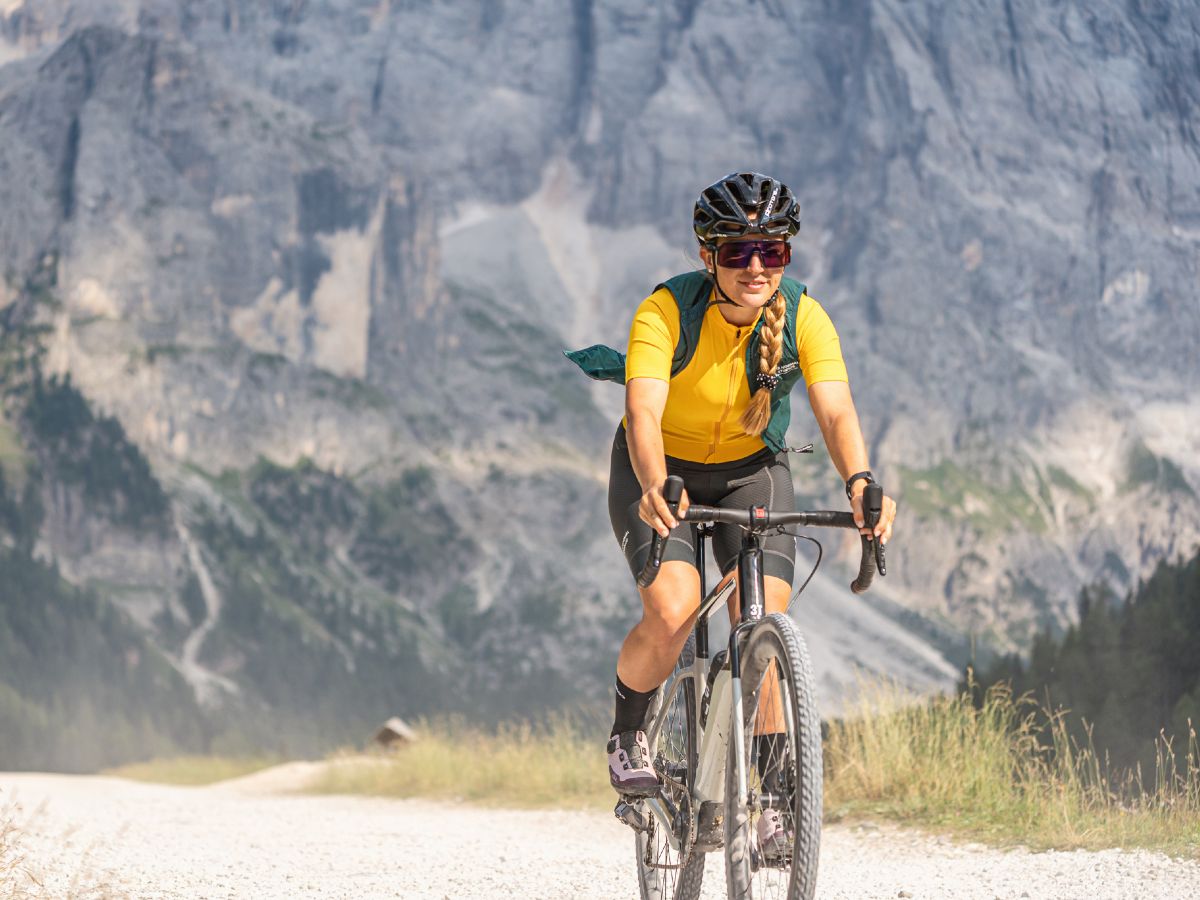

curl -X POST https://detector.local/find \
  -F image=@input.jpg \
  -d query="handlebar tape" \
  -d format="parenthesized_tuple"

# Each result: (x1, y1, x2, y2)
(850, 534, 877, 594)
(851, 483, 886, 592)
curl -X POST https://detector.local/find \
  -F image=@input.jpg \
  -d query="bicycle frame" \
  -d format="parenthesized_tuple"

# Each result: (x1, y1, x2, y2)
(642, 524, 773, 850)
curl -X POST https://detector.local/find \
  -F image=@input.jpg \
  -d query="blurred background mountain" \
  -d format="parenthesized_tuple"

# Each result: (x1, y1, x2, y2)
(0, 0, 1196, 770)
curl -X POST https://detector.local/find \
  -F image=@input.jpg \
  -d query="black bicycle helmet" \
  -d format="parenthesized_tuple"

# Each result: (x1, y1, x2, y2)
(693, 172, 801, 243)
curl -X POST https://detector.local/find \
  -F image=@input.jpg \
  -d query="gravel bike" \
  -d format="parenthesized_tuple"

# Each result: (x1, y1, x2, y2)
(616, 474, 885, 900)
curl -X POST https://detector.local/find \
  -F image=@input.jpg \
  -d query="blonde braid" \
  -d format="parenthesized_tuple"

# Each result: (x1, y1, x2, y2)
(740, 291, 787, 436)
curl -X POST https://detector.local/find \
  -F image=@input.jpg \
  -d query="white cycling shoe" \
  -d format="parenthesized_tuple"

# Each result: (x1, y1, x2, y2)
(607, 730, 660, 796)
(757, 808, 791, 860)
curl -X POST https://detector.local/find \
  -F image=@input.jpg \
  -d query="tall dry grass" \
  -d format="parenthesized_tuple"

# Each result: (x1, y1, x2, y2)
(103, 755, 281, 786)
(312, 715, 612, 809)
(307, 683, 1199, 855)
(824, 677, 1200, 856)
(1, 791, 123, 899)
(1, 797, 28, 900)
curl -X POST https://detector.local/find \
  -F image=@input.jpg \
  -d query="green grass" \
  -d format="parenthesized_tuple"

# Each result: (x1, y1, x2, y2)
(1126, 442, 1194, 496)
(899, 460, 1049, 534)
(103, 755, 282, 786)
(310, 717, 612, 810)
(0, 420, 28, 488)
(824, 678, 1200, 857)
(144, 344, 191, 365)
(1047, 465, 1092, 500)
(308, 369, 390, 411)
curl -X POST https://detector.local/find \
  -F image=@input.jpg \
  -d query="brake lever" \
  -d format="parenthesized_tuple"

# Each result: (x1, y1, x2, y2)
(863, 482, 887, 578)
(637, 475, 685, 588)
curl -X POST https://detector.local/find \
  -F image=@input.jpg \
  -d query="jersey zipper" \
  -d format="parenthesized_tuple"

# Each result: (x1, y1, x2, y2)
(709, 327, 745, 461)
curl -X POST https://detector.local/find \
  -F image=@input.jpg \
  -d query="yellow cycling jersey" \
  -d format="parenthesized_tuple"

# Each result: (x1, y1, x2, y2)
(624, 287, 848, 464)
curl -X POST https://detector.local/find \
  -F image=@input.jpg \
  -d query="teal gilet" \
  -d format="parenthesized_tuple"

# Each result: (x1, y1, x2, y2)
(564, 271, 808, 455)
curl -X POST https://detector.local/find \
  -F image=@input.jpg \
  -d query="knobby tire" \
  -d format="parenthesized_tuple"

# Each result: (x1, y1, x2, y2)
(723, 614, 822, 900)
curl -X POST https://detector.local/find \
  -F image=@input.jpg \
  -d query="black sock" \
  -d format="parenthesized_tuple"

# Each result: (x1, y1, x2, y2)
(611, 674, 658, 736)
(754, 732, 786, 782)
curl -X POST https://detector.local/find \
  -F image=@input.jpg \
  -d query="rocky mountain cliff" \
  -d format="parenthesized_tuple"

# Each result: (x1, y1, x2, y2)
(0, 0, 1196, 761)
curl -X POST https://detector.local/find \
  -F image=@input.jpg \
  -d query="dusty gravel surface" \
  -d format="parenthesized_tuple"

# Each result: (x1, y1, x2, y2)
(2, 768, 1197, 899)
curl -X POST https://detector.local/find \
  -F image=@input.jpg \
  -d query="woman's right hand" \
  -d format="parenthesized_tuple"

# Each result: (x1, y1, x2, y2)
(638, 480, 690, 538)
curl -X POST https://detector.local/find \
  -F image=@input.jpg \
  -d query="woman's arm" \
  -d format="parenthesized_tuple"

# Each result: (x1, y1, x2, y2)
(807, 380, 897, 544)
(625, 377, 688, 537)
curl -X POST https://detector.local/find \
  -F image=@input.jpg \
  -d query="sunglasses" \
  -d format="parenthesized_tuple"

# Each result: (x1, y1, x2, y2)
(713, 240, 791, 268)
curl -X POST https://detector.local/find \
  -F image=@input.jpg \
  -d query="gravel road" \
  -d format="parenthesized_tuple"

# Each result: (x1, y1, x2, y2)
(2, 768, 1197, 900)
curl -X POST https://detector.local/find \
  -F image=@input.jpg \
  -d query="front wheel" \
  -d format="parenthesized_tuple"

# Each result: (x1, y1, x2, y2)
(723, 614, 822, 900)
(635, 636, 705, 900)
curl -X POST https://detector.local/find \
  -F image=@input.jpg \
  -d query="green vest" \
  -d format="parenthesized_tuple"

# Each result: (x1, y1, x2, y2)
(563, 271, 808, 454)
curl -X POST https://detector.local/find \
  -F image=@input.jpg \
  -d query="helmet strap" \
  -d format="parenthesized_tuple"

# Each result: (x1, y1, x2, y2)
(703, 242, 740, 308)
(709, 273, 742, 308)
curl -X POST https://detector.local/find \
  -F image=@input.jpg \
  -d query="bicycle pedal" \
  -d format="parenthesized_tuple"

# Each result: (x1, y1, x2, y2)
(614, 799, 651, 833)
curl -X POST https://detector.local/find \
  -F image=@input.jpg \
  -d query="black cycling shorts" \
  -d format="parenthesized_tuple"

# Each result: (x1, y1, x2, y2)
(607, 424, 797, 585)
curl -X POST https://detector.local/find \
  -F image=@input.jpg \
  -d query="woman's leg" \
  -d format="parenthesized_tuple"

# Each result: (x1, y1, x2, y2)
(607, 557, 700, 795)
(616, 560, 702, 692)
(606, 426, 700, 744)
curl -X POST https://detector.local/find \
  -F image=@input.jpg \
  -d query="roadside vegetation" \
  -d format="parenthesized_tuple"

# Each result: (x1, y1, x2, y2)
(311, 716, 611, 809)
(1, 798, 26, 899)
(823, 677, 1200, 857)
(103, 755, 281, 787)
(308, 684, 1199, 857)
(0, 794, 122, 898)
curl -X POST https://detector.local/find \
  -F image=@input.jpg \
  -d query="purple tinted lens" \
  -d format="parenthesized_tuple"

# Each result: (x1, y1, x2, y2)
(716, 241, 790, 268)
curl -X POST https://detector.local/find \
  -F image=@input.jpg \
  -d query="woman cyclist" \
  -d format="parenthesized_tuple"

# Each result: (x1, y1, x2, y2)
(591, 172, 897, 847)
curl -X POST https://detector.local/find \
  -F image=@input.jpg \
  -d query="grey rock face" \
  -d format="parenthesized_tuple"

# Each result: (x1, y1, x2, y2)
(0, 0, 1196, 732)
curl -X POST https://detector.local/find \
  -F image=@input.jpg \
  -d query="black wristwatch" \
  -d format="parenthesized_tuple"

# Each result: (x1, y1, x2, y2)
(845, 470, 875, 500)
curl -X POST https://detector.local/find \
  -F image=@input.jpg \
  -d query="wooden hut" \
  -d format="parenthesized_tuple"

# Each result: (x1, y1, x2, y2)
(372, 716, 417, 752)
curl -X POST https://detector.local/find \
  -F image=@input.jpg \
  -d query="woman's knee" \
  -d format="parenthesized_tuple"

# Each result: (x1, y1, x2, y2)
(638, 563, 699, 638)
(765, 575, 792, 612)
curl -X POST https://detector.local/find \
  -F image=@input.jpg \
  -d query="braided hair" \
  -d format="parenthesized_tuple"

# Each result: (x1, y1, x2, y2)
(739, 290, 787, 436)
